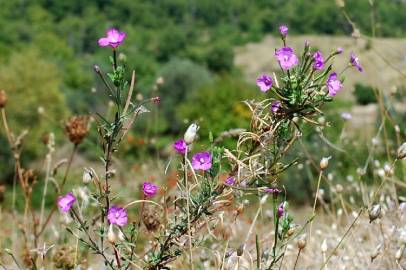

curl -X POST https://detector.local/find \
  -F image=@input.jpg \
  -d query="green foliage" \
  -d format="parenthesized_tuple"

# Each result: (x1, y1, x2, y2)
(177, 75, 258, 146)
(0, 48, 68, 178)
(157, 59, 212, 133)
(353, 83, 377, 105)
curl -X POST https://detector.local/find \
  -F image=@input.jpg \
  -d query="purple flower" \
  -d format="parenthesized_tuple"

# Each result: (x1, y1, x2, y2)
(173, 139, 187, 155)
(341, 112, 352, 120)
(191, 152, 212, 171)
(142, 182, 158, 198)
(256, 74, 273, 92)
(313, 51, 324, 70)
(279, 25, 288, 37)
(349, 52, 363, 72)
(336, 47, 343, 54)
(107, 205, 128, 227)
(270, 101, 281, 113)
(277, 202, 286, 218)
(225, 176, 235, 185)
(57, 192, 76, 213)
(275, 47, 299, 70)
(326, 72, 343, 97)
(98, 28, 126, 48)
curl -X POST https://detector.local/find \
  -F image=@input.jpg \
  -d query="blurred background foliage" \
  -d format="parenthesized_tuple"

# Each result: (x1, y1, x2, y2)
(0, 0, 405, 202)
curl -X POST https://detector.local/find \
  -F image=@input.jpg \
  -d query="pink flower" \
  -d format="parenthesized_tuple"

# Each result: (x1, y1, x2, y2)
(326, 72, 343, 97)
(313, 51, 324, 70)
(277, 202, 286, 218)
(256, 74, 273, 92)
(264, 188, 281, 194)
(270, 101, 281, 113)
(191, 152, 212, 171)
(173, 139, 187, 155)
(143, 182, 158, 198)
(225, 176, 235, 185)
(275, 47, 299, 70)
(279, 25, 288, 37)
(98, 28, 126, 48)
(107, 205, 128, 227)
(349, 52, 363, 72)
(57, 192, 76, 213)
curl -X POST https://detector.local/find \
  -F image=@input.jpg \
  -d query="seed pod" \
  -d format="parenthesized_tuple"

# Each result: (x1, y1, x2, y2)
(0, 90, 7, 108)
(236, 244, 244, 256)
(321, 239, 328, 253)
(396, 247, 404, 260)
(335, 184, 343, 193)
(142, 205, 161, 231)
(287, 227, 295, 236)
(368, 204, 381, 223)
(397, 143, 406, 160)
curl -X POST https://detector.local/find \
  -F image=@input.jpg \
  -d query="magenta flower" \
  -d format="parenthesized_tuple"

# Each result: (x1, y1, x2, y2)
(313, 51, 324, 70)
(270, 101, 281, 113)
(98, 28, 126, 48)
(142, 182, 158, 198)
(326, 72, 343, 97)
(57, 192, 76, 213)
(256, 74, 273, 92)
(107, 205, 128, 227)
(349, 52, 363, 72)
(275, 47, 299, 70)
(225, 176, 235, 185)
(265, 188, 281, 194)
(173, 139, 187, 155)
(279, 25, 288, 37)
(191, 152, 212, 171)
(277, 202, 286, 218)
(336, 47, 343, 54)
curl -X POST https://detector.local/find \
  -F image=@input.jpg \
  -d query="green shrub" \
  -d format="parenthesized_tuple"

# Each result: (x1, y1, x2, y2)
(353, 83, 377, 105)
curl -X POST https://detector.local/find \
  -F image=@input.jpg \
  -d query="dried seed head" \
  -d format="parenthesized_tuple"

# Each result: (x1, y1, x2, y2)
(368, 204, 381, 223)
(52, 245, 75, 269)
(0, 90, 7, 108)
(142, 205, 161, 231)
(397, 143, 406, 160)
(65, 115, 89, 145)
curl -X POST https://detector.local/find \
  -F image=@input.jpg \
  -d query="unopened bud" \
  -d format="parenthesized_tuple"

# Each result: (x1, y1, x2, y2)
(383, 164, 393, 177)
(82, 169, 93, 185)
(368, 204, 381, 223)
(287, 227, 295, 236)
(0, 90, 7, 108)
(93, 64, 101, 74)
(236, 244, 244, 256)
(371, 244, 381, 262)
(335, 184, 343, 193)
(107, 224, 117, 244)
(320, 156, 331, 170)
(297, 238, 306, 250)
(397, 143, 406, 160)
(184, 123, 199, 144)
(396, 247, 404, 260)
(156, 76, 164, 86)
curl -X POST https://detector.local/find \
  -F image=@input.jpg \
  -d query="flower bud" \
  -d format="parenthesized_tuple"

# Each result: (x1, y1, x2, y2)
(236, 244, 244, 256)
(371, 244, 381, 262)
(297, 238, 306, 250)
(287, 227, 295, 236)
(368, 204, 381, 223)
(0, 90, 7, 108)
(335, 184, 343, 193)
(397, 143, 406, 160)
(396, 247, 404, 260)
(384, 164, 393, 177)
(82, 169, 92, 185)
(321, 239, 328, 253)
(320, 156, 331, 170)
(93, 64, 101, 74)
(107, 224, 117, 244)
(156, 76, 164, 86)
(184, 123, 199, 144)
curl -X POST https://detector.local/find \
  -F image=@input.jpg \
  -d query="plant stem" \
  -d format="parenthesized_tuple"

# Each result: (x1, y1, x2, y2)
(310, 170, 323, 239)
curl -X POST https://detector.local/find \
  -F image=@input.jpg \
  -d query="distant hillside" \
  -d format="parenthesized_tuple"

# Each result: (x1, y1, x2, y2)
(235, 35, 406, 100)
